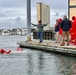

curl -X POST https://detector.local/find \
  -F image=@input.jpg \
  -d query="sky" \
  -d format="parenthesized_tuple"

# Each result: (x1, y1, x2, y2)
(0, 0, 68, 29)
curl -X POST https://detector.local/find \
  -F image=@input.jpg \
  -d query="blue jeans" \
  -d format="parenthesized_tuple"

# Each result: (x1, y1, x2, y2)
(38, 32, 43, 43)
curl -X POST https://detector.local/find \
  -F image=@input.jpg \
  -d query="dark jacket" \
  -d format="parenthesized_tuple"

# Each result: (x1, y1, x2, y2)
(60, 18, 72, 31)
(55, 23, 60, 32)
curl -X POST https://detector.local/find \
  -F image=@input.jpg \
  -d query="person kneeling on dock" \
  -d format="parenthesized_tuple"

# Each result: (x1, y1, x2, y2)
(31, 20, 48, 43)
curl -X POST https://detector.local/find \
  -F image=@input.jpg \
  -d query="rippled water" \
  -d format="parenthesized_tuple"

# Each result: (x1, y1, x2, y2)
(0, 35, 76, 75)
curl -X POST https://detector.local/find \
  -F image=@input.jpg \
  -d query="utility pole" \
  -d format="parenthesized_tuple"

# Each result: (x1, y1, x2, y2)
(68, 0, 70, 19)
(27, 0, 31, 41)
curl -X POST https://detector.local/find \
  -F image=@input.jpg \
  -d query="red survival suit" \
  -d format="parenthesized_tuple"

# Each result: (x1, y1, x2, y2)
(59, 18, 62, 35)
(70, 16, 76, 44)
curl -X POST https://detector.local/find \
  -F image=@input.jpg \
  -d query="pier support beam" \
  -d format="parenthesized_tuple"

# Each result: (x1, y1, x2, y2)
(27, 0, 31, 41)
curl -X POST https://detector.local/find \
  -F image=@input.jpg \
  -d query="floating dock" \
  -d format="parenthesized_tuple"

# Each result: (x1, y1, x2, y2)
(17, 40, 76, 56)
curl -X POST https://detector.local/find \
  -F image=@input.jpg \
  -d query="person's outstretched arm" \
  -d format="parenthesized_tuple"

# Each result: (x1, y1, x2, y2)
(31, 23, 37, 27)
(42, 23, 48, 27)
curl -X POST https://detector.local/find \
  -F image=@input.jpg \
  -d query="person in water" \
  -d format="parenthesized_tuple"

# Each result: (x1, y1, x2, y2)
(0, 49, 11, 54)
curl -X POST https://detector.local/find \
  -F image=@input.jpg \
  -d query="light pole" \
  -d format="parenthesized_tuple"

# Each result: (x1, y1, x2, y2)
(68, 0, 70, 19)
(27, 0, 31, 41)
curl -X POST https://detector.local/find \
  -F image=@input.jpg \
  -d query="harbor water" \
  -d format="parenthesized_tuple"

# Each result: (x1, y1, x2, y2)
(0, 35, 76, 75)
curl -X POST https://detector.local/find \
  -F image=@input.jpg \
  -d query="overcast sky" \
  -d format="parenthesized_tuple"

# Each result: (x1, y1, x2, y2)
(0, 0, 68, 29)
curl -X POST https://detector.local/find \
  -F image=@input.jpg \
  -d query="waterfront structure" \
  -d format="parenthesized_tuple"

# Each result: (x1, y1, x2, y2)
(0, 28, 34, 36)
(1, 29, 11, 36)
(0, 28, 28, 36)
(37, 3, 50, 30)
(17, 40, 76, 57)
(16, 28, 27, 36)
(68, 0, 76, 19)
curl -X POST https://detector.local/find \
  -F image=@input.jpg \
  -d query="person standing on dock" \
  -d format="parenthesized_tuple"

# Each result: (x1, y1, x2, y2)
(60, 16, 72, 46)
(54, 19, 60, 43)
(31, 20, 48, 43)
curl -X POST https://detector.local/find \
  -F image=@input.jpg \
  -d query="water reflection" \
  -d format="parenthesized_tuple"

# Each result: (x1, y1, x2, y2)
(72, 63, 76, 75)
(26, 51, 44, 75)
(54, 55, 76, 75)
(38, 52, 44, 75)
(27, 53, 33, 75)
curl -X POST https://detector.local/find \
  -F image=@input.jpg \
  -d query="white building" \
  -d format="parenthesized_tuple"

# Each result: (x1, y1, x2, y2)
(1, 29, 11, 35)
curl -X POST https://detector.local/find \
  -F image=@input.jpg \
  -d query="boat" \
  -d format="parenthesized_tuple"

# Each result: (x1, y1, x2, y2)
(1, 31, 10, 36)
